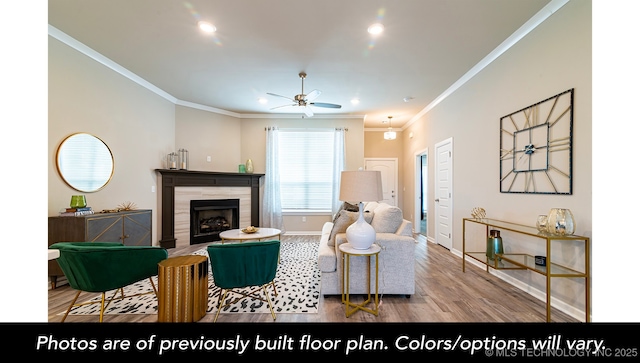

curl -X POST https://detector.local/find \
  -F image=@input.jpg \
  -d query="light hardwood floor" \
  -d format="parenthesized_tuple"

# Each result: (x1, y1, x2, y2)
(47, 235, 579, 323)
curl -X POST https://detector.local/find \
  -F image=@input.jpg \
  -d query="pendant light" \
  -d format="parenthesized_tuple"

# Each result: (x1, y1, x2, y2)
(384, 116, 396, 140)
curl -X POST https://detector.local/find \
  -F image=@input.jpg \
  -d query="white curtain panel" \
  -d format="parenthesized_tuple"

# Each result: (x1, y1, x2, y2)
(262, 127, 284, 231)
(331, 128, 346, 217)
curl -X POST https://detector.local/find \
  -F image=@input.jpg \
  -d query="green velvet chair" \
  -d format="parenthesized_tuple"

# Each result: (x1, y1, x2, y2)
(207, 240, 280, 322)
(49, 242, 168, 322)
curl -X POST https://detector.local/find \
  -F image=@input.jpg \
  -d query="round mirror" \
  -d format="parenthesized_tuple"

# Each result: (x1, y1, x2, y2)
(56, 133, 114, 192)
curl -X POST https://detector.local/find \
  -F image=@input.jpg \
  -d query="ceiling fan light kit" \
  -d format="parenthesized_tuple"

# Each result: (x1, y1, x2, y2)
(267, 72, 342, 117)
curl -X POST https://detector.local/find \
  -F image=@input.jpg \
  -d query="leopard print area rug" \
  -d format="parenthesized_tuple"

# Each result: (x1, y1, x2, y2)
(63, 236, 320, 316)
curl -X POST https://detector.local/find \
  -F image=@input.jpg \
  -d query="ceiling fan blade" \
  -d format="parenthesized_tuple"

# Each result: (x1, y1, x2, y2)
(270, 103, 296, 110)
(310, 102, 342, 109)
(267, 92, 294, 101)
(305, 89, 321, 102)
(303, 105, 314, 117)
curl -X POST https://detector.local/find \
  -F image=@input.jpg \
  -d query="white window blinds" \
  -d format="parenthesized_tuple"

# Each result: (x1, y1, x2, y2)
(278, 130, 335, 210)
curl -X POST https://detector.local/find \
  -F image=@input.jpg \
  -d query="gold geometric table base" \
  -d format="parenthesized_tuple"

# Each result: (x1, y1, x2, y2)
(157, 255, 208, 322)
(339, 243, 381, 318)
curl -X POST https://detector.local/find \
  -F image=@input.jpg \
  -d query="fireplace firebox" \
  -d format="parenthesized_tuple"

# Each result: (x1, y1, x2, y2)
(190, 199, 239, 245)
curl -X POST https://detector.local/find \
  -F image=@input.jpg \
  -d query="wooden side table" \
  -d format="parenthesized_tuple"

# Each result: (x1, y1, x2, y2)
(339, 243, 381, 317)
(157, 255, 209, 322)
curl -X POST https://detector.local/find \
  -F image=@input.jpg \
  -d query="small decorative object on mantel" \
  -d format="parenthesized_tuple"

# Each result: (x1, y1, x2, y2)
(546, 208, 575, 236)
(178, 148, 189, 170)
(536, 215, 548, 232)
(167, 152, 178, 169)
(117, 201, 137, 211)
(471, 207, 486, 220)
(238, 164, 246, 173)
(245, 158, 254, 174)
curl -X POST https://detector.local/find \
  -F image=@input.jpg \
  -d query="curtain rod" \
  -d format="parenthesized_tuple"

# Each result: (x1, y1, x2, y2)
(265, 127, 348, 131)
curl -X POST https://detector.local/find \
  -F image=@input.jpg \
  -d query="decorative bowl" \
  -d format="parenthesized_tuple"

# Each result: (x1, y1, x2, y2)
(241, 227, 259, 234)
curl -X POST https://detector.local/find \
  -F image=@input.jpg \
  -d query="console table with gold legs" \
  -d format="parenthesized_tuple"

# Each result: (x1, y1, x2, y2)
(339, 243, 381, 317)
(462, 218, 590, 322)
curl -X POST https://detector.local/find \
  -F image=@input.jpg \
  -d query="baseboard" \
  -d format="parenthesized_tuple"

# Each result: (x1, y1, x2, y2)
(283, 231, 322, 236)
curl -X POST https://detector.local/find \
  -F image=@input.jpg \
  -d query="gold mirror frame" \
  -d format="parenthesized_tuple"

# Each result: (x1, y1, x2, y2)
(56, 133, 114, 192)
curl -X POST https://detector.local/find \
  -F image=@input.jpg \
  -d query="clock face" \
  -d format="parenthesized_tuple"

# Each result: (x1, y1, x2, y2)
(500, 88, 573, 194)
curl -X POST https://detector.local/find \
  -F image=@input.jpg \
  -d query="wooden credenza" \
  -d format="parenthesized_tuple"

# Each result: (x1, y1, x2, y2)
(48, 209, 152, 289)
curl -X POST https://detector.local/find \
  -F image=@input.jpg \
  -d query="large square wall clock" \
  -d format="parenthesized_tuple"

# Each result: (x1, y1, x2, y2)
(500, 88, 574, 194)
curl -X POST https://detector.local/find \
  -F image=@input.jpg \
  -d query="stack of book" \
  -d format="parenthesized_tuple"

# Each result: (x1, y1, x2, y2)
(59, 206, 94, 217)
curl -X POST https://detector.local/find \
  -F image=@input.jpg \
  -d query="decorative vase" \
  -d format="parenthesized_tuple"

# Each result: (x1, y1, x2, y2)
(245, 159, 254, 174)
(546, 208, 575, 235)
(178, 148, 189, 170)
(70, 195, 87, 208)
(536, 215, 548, 232)
(486, 229, 504, 261)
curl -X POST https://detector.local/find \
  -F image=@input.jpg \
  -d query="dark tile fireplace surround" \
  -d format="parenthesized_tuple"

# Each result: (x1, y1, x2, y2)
(155, 169, 264, 249)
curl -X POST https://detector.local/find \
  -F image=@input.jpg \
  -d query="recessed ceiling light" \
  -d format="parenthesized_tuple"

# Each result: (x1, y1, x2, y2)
(258, 98, 268, 104)
(403, 96, 414, 103)
(368, 23, 384, 35)
(351, 98, 360, 105)
(198, 21, 216, 33)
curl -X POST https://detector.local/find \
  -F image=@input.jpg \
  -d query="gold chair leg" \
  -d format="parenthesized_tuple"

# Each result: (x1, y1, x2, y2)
(61, 290, 82, 322)
(149, 277, 158, 295)
(263, 285, 276, 321)
(99, 293, 106, 322)
(214, 290, 229, 323)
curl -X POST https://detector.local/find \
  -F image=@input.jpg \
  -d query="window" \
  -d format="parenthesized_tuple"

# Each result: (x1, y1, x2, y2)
(278, 130, 335, 211)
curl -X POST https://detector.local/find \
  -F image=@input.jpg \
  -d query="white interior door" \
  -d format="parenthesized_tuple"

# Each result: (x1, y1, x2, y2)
(364, 158, 397, 206)
(435, 138, 453, 249)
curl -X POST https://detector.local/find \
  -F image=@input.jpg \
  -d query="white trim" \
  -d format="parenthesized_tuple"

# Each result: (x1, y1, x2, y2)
(414, 148, 428, 237)
(48, 25, 177, 104)
(402, 0, 570, 130)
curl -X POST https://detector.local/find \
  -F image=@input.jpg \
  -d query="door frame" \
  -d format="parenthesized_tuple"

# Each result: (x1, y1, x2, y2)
(414, 148, 428, 241)
(435, 137, 453, 250)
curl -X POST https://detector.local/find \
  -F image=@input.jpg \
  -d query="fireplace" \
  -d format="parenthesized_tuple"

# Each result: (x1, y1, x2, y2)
(191, 199, 239, 245)
(156, 169, 263, 249)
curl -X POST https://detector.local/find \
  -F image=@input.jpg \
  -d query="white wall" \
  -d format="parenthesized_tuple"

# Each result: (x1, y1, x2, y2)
(48, 37, 176, 245)
(403, 0, 592, 320)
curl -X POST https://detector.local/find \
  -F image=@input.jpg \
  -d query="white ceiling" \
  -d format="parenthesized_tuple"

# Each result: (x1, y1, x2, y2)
(48, 0, 561, 129)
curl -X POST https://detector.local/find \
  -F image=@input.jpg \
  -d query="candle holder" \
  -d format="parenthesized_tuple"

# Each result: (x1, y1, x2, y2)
(178, 149, 189, 170)
(167, 152, 178, 169)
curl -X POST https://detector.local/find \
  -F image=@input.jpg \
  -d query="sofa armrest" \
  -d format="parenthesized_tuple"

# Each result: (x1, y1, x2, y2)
(395, 219, 413, 237)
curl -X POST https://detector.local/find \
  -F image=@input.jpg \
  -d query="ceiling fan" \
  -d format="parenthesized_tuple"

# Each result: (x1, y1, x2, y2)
(267, 72, 342, 117)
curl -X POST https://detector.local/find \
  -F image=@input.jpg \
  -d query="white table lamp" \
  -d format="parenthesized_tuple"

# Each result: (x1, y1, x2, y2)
(339, 170, 383, 249)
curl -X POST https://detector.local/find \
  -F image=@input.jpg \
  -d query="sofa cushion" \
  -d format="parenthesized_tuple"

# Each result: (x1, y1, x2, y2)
(370, 203, 404, 233)
(328, 209, 373, 247)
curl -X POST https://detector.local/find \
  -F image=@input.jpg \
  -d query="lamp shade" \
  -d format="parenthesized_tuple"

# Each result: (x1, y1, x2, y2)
(339, 170, 383, 250)
(339, 170, 383, 203)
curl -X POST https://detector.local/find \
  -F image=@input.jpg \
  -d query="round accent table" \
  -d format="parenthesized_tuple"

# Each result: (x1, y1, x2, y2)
(339, 242, 381, 317)
(218, 228, 282, 243)
(157, 255, 209, 322)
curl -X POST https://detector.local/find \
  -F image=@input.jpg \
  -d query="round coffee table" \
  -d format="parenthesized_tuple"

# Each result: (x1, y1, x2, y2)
(218, 227, 282, 243)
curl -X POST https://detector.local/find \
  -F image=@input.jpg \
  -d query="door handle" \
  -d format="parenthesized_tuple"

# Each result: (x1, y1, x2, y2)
(435, 198, 440, 202)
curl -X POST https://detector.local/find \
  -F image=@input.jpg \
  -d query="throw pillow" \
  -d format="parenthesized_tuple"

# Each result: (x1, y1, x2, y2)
(328, 209, 374, 247)
(370, 203, 403, 233)
(343, 201, 359, 212)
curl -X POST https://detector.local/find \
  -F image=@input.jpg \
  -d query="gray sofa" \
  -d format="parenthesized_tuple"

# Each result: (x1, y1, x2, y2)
(317, 201, 416, 297)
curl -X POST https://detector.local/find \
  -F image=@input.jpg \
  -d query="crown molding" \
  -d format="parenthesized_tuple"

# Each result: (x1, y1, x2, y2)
(402, 0, 570, 131)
